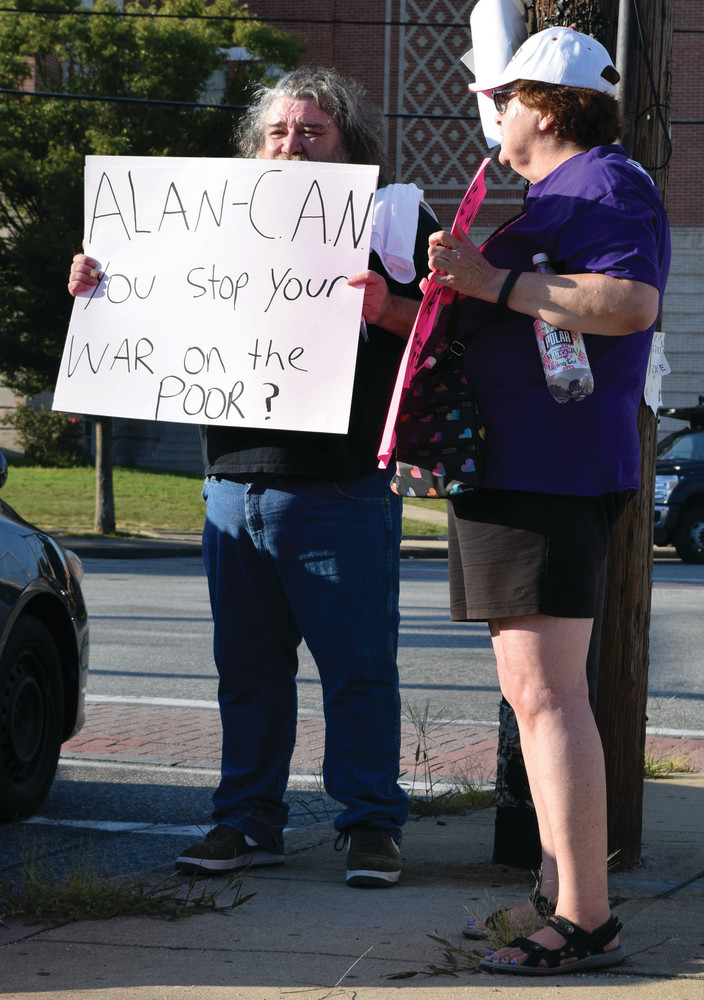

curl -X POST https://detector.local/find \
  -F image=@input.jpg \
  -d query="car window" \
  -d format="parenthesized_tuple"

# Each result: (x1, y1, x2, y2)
(658, 430, 704, 461)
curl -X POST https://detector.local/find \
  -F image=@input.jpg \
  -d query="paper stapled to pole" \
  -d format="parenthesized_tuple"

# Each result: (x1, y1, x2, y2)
(645, 330, 670, 415)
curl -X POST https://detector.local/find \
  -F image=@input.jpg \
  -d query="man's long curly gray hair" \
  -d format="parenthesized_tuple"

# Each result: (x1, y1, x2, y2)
(235, 66, 393, 186)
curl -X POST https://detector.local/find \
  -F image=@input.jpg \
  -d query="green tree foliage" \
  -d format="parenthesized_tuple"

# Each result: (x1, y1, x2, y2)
(0, 0, 305, 396)
(1, 403, 88, 466)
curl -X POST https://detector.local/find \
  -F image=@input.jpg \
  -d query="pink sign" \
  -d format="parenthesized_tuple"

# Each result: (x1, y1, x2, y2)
(377, 157, 491, 467)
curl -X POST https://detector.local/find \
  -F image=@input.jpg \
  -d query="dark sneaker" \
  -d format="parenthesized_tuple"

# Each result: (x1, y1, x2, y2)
(338, 824, 402, 887)
(175, 824, 284, 874)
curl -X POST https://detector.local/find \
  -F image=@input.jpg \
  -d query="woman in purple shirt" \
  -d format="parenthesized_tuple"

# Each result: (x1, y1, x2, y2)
(428, 27, 670, 976)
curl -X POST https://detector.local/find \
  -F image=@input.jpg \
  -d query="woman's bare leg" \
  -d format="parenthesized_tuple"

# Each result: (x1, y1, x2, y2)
(486, 614, 618, 965)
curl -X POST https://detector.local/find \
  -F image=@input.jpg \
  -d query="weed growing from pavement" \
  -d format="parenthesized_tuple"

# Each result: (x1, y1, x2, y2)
(644, 696, 698, 778)
(644, 743, 694, 778)
(404, 699, 449, 803)
(403, 700, 495, 817)
(387, 899, 546, 979)
(289, 768, 341, 825)
(387, 935, 487, 979)
(0, 842, 254, 923)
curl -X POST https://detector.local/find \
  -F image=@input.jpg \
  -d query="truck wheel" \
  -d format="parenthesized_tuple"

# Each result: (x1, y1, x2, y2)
(673, 506, 704, 564)
(0, 615, 64, 822)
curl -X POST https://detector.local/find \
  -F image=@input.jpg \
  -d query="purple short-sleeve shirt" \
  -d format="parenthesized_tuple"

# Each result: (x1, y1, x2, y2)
(458, 145, 671, 495)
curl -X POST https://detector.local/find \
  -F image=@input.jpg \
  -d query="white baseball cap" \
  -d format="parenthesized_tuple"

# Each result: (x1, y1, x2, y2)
(467, 25, 620, 96)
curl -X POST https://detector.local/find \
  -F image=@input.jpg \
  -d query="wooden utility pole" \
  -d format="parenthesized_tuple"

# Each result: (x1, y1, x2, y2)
(596, 0, 673, 867)
(492, 0, 672, 869)
(94, 414, 116, 534)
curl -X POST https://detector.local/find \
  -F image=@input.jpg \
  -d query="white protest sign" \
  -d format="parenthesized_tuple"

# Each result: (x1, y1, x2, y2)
(53, 156, 379, 433)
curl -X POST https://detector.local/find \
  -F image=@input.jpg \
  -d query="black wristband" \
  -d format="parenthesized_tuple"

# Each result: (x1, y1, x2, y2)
(497, 268, 521, 309)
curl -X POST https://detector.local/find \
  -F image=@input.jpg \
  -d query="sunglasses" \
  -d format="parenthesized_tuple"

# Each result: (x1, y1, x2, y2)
(492, 88, 522, 114)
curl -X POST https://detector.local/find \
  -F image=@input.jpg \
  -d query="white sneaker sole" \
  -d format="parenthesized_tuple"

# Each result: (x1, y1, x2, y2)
(346, 868, 401, 887)
(175, 850, 284, 873)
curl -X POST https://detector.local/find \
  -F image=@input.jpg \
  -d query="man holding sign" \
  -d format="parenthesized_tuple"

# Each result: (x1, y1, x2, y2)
(68, 67, 434, 887)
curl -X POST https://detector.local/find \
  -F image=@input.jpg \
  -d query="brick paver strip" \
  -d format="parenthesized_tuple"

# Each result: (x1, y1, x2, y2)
(62, 703, 704, 775)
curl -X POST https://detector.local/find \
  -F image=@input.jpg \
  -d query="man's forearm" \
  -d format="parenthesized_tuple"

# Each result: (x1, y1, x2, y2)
(378, 294, 421, 339)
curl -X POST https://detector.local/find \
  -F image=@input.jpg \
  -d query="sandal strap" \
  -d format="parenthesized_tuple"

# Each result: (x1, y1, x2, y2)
(548, 913, 622, 953)
(506, 913, 622, 969)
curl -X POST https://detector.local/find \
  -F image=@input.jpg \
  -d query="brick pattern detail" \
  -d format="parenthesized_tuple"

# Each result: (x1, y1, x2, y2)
(247, 1, 521, 228)
(61, 703, 704, 777)
(250, 3, 703, 409)
(670, 0, 704, 227)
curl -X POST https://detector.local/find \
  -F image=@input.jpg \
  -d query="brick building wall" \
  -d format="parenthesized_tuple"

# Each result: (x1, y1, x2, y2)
(253, 0, 703, 421)
(249, 1, 520, 229)
(660, 0, 704, 423)
(668, 0, 702, 229)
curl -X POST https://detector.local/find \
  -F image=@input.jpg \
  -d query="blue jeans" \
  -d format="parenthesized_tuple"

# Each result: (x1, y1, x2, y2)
(201, 471, 408, 853)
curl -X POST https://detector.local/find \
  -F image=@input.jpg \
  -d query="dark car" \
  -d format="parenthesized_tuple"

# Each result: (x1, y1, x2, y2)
(0, 451, 89, 821)
(654, 397, 704, 564)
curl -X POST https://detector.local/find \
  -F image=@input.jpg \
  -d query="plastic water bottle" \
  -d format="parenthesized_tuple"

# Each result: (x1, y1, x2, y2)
(532, 253, 594, 404)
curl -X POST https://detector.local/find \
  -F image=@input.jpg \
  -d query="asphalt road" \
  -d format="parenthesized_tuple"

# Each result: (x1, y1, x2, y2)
(79, 554, 704, 734)
(4, 554, 702, 890)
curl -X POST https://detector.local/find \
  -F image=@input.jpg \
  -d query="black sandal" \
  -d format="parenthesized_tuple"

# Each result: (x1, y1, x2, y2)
(462, 885, 556, 940)
(479, 913, 625, 976)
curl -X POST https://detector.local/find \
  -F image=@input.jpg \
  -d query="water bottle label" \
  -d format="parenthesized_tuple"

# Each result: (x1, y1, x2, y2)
(535, 322, 589, 371)
(532, 254, 594, 403)
(543, 328, 572, 352)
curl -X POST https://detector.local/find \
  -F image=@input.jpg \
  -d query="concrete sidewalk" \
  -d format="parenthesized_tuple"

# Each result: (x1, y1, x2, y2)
(3, 530, 698, 998)
(1, 773, 703, 998)
(3, 690, 703, 998)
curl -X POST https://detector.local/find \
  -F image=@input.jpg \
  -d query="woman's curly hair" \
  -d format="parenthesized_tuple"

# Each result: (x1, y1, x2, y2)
(515, 80, 626, 147)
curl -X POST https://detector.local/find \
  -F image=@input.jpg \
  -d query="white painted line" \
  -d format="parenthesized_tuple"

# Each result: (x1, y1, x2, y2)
(56, 757, 327, 788)
(646, 727, 704, 739)
(24, 817, 203, 837)
(86, 694, 219, 710)
(24, 815, 301, 838)
(57, 757, 216, 777)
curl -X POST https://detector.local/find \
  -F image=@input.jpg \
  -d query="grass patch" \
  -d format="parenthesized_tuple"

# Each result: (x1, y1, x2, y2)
(644, 744, 694, 778)
(1, 465, 205, 535)
(403, 498, 448, 516)
(409, 784, 495, 817)
(402, 517, 447, 537)
(402, 497, 448, 536)
(1, 465, 449, 538)
(0, 842, 253, 923)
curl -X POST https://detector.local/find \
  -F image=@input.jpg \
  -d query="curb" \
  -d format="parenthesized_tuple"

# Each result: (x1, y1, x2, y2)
(54, 534, 680, 563)
(55, 533, 451, 560)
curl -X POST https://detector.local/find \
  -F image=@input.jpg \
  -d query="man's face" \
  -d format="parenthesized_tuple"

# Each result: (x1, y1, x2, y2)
(260, 96, 348, 163)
